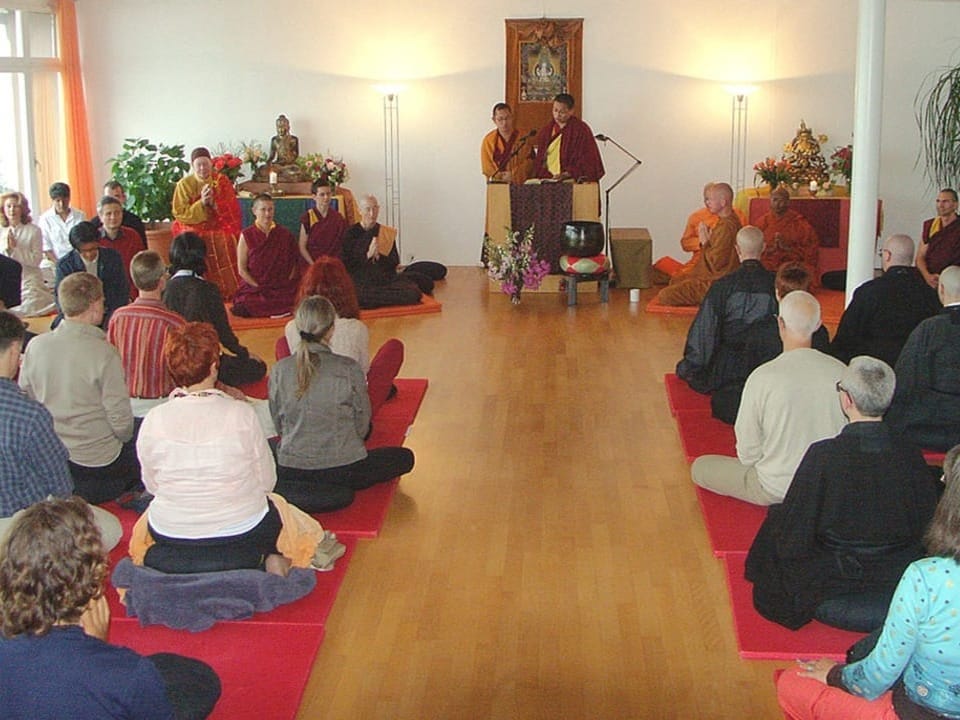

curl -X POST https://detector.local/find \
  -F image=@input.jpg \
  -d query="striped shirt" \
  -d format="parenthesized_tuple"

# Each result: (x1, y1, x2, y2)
(107, 298, 185, 399)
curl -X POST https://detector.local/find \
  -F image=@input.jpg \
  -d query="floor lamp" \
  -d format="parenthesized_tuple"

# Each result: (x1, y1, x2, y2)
(726, 85, 756, 191)
(378, 86, 403, 258)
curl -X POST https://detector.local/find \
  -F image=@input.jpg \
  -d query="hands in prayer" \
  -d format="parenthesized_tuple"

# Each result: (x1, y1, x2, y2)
(366, 237, 379, 261)
(698, 221, 710, 248)
(201, 183, 215, 207)
(4, 227, 14, 252)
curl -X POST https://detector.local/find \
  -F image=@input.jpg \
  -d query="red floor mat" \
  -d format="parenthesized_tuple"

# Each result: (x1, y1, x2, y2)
(664, 372, 711, 416)
(695, 486, 766, 557)
(674, 409, 736, 463)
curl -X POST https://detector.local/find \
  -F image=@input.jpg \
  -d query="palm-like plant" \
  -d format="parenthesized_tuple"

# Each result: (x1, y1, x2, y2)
(916, 63, 960, 189)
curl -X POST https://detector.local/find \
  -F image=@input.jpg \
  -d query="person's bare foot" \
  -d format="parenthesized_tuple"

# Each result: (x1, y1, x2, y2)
(265, 553, 291, 577)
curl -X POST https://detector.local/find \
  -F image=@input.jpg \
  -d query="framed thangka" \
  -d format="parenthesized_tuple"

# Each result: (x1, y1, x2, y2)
(505, 19, 583, 137)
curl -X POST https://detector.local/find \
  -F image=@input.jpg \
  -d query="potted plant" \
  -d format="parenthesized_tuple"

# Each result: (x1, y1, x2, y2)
(916, 62, 960, 188)
(107, 138, 190, 261)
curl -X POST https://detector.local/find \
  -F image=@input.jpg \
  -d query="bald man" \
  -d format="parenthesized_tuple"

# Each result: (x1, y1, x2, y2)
(886, 265, 960, 451)
(676, 226, 776, 394)
(756, 186, 819, 279)
(653, 182, 748, 281)
(691, 291, 846, 505)
(656, 182, 741, 306)
(829, 234, 941, 366)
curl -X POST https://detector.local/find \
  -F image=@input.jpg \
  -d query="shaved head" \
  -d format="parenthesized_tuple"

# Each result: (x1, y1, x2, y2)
(712, 183, 734, 203)
(779, 290, 821, 339)
(735, 226, 764, 259)
(883, 234, 914, 267)
(940, 265, 960, 302)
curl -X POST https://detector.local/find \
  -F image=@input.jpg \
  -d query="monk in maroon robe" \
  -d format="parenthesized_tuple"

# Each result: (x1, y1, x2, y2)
(232, 194, 299, 317)
(918, 188, 960, 288)
(298, 177, 346, 264)
(533, 93, 604, 182)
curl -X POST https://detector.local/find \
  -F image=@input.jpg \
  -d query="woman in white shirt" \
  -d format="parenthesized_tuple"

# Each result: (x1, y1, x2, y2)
(0, 192, 55, 316)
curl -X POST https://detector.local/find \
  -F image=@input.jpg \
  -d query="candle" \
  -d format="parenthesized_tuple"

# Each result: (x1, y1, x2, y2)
(269, 171, 278, 185)
(809, 180, 819, 192)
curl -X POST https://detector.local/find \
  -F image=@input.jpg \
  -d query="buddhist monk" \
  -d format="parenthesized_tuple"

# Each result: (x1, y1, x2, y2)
(480, 103, 534, 184)
(231, 193, 299, 317)
(653, 182, 748, 280)
(917, 188, 960, 288)
(298, 176, 347, 264)
(656, 182, 741, 306)
(533, 94, 604, 182)
(756, 186, 819, 280)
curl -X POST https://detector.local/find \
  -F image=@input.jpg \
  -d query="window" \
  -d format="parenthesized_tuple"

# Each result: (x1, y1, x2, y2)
(0, 3, 65, 206)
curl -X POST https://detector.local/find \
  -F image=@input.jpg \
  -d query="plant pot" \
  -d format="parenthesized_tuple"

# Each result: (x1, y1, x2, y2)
(146, 222, 174, 265)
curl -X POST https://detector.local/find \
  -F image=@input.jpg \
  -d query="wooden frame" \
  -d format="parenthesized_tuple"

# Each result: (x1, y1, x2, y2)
(505, 19, 583, 137)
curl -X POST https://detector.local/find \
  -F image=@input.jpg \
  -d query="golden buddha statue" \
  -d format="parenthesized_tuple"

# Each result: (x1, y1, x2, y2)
(254, 114, 307, 183)
(783, 120, 830, 186)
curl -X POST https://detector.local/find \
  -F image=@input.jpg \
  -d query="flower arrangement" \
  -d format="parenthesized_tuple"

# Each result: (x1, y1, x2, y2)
(753, 157, 795, 188)
(239, 140, 265, 177)
(211, 151, 243, 184)
(830, 144, 853, 186)
(483, 225, 550, 304)
(296, 153, 349, 188)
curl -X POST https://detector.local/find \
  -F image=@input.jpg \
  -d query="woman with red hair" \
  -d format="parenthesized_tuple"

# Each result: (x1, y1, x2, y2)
(136, 322, 288, 575)
(284, 256, 402, 415)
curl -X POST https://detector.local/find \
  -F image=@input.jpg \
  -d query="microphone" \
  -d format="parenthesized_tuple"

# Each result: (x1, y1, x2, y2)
(595, 133, 609, 142)
(525, 129, 537, 138)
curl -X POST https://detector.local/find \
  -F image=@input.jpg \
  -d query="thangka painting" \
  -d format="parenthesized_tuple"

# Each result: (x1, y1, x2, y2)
(505, 19, 583, 136)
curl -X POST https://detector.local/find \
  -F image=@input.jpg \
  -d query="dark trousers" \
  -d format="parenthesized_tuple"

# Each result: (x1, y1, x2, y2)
(150, 653, 221, 720)
(276, 447, 415, 513)
(144, 500, 282, 574)
(69, 439, 141, 504)
(218, 353, 267, 387)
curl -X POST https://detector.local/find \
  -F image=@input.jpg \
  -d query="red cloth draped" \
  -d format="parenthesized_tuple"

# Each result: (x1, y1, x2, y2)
(232, 224, 299, 317)
(533, 116, 605, 182)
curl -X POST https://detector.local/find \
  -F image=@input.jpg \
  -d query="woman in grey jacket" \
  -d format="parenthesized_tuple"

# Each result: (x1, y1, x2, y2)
(268, 296, 414, 512)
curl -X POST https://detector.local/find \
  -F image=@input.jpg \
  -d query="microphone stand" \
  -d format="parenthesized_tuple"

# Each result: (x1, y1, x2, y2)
(595, 135, 642, 258)
(488, 131, 536, 183)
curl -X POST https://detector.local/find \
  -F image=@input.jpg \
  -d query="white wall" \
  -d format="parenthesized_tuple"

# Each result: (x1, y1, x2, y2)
(76, 0, 960, 266)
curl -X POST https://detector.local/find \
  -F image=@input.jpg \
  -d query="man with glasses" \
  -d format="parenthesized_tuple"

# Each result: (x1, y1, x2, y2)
(829, 234, 940, 366)
(745, 356, 939, 630)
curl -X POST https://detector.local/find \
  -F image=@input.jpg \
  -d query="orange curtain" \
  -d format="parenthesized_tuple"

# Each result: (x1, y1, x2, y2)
(56, 0, 95, 217)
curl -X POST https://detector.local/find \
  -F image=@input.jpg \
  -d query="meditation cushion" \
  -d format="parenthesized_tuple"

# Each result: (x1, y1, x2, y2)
(813, 590, 891, 633)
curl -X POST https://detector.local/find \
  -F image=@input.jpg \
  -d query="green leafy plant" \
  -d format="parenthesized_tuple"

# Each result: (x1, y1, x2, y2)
(916, 63, 960, 189)
(107, 138, 190, 225)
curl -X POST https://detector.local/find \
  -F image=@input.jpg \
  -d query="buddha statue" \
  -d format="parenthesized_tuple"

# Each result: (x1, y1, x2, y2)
(254, 114, 307, 183)
(782, 120, 830, 186)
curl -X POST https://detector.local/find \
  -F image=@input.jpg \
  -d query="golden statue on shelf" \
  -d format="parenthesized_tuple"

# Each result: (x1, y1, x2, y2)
(783, 120, 830, 186)
(254, 114, 307, 183)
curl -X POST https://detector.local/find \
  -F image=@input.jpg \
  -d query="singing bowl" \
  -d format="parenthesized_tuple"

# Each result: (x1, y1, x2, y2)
(561, 221, 605, 257)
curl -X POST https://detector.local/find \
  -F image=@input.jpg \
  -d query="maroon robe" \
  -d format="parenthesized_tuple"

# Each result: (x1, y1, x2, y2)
(922, 215, 960, 274)
(232, 224, 299, 317)
(299, 207, 346, 262)
(533, 115, 605, 182)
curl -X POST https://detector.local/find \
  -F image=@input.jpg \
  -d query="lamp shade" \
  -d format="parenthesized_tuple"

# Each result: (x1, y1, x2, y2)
(561, 221, 605, 257)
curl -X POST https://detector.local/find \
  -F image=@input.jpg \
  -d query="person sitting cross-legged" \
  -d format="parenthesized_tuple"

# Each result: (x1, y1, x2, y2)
(691, 290, 847, 505)
(269, 296, 415, 513)
(745, 356, 940, 630)
(53, 221, 129, 329)
(20, 272, 140, 505)
(0, 497, 221, 719)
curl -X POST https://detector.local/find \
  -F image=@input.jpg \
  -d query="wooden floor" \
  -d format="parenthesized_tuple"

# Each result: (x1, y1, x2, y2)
(237, 268, 788, 720)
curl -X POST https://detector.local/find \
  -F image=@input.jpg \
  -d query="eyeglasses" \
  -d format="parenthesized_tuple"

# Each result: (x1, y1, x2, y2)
(877, 248, 890, 257)
(835, 381, 847, 394)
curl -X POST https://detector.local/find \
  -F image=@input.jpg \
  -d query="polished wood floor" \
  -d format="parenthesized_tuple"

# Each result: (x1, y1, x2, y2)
(237, 268, 788, 719)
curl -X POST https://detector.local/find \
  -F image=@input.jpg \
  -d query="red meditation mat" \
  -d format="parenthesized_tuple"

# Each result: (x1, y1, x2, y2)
(647, 287, 845, 322)
(645, 295, 698, 316)
(225, 304, 291, 330)
(722, 552, 866, 661)
(315, 378, 427, 538)
(359, 293, 442, 320)
(674, 409, 736, 463)
(664, 373, 711, 416)
(694, 486, 766, 557)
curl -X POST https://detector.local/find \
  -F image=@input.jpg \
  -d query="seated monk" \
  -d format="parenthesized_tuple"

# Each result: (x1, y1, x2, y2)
(917, 188, 960, 288)
(757, 186, 819, 281)
(298, 176, 346, 264)
(656, 182, 741, 306)
(481, 102, 533, 184)
(232, 193, 299, 318)
(254, 114, 306, 183)
(653, 182, 748, 281)
(533, 93, 604, 182)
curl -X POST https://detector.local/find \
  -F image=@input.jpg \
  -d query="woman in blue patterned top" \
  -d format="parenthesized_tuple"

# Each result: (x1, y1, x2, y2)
(777, 444, 960, 719)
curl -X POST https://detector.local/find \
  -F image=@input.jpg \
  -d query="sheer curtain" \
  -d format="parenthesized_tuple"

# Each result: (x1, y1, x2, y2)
(55, 0, 94, 216)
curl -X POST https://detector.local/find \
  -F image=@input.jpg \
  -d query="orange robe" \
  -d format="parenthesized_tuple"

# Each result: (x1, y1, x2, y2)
(654, 206, 747, 279)
(171, 172, 242, 299)
(481, 128, 533, 183)
(656, 213, 742, 306)
(756, 208, 819, 278)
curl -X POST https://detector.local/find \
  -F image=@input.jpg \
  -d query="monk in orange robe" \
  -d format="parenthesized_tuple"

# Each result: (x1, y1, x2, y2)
(481, 103, 533, 184)
(757, 186, 819, 281)
(653, 182, 748, 281)
(656, 183, 741, 306)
